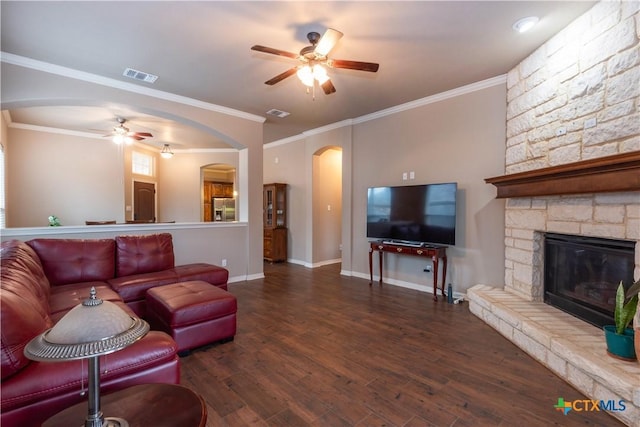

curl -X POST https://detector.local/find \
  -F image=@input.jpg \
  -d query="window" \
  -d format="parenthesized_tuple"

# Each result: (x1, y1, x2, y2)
(132, 151, 153, 176)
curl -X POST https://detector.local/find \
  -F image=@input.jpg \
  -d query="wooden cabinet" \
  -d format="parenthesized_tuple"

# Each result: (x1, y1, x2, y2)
(263, 183, 287, 262)
(203, 181, 234, 221)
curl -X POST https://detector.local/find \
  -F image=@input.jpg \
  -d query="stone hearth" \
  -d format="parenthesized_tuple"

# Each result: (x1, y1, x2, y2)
(467, 285, 640, 426)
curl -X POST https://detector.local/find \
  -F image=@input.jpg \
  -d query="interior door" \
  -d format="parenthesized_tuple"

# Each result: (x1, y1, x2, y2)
(133, 181, 156, 222)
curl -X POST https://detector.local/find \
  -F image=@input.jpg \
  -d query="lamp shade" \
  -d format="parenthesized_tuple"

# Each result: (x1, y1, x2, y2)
(25, 288, 149, 361)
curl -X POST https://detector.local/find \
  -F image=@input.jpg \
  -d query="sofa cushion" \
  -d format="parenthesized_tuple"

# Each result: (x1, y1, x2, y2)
(172, 263, 229, 290)
(115, 233, 175, 277)
(1, 240, 50, 308)
(48, 283, 124, 322)
(0, 288, 52, 380)
(108, 270, 178, 303)
(27, 238, 116, 286)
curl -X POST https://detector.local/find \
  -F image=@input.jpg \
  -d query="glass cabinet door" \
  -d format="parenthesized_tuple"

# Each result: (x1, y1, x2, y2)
(264, 187, 273, 227)
(264, 183, 286, 229)
(275, 189, 285, 227)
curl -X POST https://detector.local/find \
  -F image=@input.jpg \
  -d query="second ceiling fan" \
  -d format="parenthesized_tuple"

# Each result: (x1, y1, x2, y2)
(251, 28, 379, 95)
(105, 117, 153, 144)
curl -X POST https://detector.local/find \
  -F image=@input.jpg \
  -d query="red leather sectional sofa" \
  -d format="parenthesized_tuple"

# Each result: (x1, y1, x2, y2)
(0, 233, 228, 426)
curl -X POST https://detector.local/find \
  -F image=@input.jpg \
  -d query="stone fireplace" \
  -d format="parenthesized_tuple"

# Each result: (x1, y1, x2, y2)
(467, 179, 640, 426)
(544, 232, 636, 328)
(467, 1, 640, 425)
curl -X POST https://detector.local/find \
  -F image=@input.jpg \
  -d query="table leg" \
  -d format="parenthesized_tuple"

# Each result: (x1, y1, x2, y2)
(432, 255, 439, 301)
(369, 247, 373, 285)
(378, 250, 383, 284)
(441, 255, 448, 298)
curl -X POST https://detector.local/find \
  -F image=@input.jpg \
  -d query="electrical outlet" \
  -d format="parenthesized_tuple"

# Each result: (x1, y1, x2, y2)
(221, 259, 227, 267)
(402, 172, 408, 180)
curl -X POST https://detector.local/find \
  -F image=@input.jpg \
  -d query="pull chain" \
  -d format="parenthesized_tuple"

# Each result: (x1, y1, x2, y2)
(79, 359, 86, 396)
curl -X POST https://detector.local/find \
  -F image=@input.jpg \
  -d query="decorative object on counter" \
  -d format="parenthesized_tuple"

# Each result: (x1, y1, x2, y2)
(603, 279, 639, 361)
(25, 287, 150, 427)
(48, 215, 61, 226)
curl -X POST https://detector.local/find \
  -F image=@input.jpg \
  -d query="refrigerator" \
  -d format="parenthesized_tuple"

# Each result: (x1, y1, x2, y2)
(213, 198, 236, 222)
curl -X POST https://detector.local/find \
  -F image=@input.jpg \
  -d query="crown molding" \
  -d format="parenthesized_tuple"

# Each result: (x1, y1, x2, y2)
(267, 75, 507, 147)
(263, 133, 305, 149)
(1, 52, 266, 124)
(353, 75, 507, 125)
(8, 122, 104, 140)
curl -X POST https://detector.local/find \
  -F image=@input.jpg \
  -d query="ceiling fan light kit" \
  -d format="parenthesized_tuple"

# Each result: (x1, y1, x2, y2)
(160, 144, 174, 159)
(106, 117, 153, 145)
(251, 28, 379, 96)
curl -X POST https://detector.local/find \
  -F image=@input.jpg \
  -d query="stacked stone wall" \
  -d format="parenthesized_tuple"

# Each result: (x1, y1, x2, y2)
(503, 1, 640, 300)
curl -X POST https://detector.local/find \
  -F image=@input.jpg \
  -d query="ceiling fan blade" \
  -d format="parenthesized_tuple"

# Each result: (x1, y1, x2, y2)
(264, 67, 298, 85)
(133, 132, 153, 138)
(321, 79, 337, 95)
(251, 45, 299, 59)
(328, 59, 379, 73)
(130, 135, 145, 141)
(315, 28, 343, 57)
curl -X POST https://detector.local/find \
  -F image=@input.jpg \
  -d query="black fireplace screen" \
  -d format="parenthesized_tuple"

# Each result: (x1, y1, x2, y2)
(544, 233, 635, 328)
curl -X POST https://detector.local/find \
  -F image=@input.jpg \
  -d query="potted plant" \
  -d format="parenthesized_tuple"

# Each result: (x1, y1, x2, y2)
(603, 279, 640, 361)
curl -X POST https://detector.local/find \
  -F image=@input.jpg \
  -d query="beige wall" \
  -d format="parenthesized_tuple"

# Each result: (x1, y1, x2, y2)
(7, 128, 124, 227)
(262, 140, 306, 264)
(265, 81, 507, 295)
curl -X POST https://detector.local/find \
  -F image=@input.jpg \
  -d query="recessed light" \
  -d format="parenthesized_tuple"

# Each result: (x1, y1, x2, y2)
(513, 16, 539, 33)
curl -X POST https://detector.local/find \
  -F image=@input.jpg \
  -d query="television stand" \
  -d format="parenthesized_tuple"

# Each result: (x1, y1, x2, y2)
(369, 240, 448, 301)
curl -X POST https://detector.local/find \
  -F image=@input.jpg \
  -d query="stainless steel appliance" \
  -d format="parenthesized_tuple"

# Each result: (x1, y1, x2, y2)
(213, 198, 236, 221)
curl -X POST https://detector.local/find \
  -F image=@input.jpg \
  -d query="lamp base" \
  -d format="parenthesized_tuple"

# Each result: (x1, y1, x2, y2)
(82, 417, 129, 427)
(103, 417, 129, 427)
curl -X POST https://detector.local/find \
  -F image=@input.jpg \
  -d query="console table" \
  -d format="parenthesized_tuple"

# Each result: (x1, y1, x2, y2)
(369, 241, 448, 301)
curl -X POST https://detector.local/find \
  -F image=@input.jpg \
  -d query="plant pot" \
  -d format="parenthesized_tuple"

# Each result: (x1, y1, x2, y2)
(603, 325, 637, 361)
(635, 301, 640, 364)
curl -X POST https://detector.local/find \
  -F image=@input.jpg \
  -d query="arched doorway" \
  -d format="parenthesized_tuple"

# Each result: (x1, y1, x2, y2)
(311, 146, 342, 264)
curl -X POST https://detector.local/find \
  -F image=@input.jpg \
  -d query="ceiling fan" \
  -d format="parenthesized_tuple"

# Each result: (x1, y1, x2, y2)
(251, 28, 379, 95)
(104, 117, 153, 144)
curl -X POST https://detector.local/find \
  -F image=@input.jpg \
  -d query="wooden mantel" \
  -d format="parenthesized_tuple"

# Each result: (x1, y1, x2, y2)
(485, 151, 640, 198)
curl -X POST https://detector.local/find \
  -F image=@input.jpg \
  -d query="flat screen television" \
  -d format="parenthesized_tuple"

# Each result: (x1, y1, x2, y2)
(366, 182, 457, 246)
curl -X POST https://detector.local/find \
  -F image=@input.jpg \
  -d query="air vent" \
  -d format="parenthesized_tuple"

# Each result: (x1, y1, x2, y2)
(266, 109, 290, 118)
(123, 68, 158, 83)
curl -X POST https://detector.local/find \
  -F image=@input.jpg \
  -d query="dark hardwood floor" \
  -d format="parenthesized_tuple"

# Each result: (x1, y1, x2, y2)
(180, 262, 623, 426)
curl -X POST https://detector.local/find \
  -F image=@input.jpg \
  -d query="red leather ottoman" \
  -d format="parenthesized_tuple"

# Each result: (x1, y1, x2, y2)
(146, 281, 237, 353)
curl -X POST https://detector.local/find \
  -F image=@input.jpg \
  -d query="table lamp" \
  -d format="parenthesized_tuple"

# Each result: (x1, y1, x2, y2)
(24, 287, 149, 427)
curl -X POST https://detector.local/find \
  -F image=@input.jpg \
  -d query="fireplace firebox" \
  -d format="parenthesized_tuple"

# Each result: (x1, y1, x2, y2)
(544, 233, 635, 328)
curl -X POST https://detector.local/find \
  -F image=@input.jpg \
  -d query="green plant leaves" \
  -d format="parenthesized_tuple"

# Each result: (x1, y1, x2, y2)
(615, 281, 639, 335)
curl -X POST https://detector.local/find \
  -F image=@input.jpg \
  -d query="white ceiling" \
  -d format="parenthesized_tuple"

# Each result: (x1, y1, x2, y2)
(1, 1, 596, 149)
